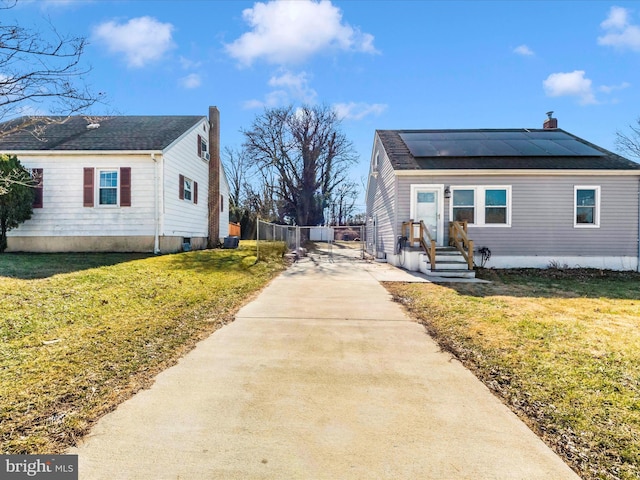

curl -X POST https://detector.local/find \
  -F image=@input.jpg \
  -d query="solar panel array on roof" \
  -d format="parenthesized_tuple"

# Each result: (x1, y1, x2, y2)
(398, 131, 605, 157)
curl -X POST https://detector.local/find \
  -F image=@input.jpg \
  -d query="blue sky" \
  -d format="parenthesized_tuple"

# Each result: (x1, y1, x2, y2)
(8, 0, 640, 208)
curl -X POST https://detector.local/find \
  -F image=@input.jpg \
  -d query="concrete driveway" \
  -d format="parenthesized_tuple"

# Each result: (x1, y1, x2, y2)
(69, 258, 580, 479)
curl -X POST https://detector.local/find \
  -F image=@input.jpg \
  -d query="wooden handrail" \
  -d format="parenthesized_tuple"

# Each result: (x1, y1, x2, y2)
(448, 221, 474, 270)
(401, 220, 437, 270)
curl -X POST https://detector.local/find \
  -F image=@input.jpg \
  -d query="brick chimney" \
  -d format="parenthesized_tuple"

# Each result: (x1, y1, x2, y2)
(208, 106, 221, 247)
(543, 111, 558, 129)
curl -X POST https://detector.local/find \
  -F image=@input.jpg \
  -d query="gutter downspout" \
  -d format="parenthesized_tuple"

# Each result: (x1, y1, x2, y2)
(637, 179, 640, 272)
(152, 154, 160, 254)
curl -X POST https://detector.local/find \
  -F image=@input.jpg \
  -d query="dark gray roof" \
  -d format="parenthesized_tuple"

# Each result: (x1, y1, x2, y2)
(377, 129, 640, 171)
(0, 115, 206, 151)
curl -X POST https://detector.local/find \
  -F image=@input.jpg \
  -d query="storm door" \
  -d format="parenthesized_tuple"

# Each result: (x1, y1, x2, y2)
(410, 185, 444, 246)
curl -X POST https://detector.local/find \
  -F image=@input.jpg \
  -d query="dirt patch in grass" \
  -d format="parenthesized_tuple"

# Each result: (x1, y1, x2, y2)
(0, 244, 286, 454)
(385, 268, 640, 480)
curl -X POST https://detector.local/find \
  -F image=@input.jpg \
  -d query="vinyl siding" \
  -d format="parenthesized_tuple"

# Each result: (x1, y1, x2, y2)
(368, 134, 398, 256)
(162, 120, 210, 238)
(395, 174, 639, 257)
(8, 155, 155, 237)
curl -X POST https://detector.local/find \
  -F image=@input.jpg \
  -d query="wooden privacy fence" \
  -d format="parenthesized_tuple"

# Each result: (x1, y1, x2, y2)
(229, 222, 241, 237)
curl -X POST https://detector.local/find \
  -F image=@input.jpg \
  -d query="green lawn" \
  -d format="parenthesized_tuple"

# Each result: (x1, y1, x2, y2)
(0, 243, 286, 454)
(385, 268, 640, 480)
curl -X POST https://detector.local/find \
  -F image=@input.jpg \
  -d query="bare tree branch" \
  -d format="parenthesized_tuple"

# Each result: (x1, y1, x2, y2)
(242, 104, 358, 226)
(0, 1, 105, 136)
(615, 118, 640, 160)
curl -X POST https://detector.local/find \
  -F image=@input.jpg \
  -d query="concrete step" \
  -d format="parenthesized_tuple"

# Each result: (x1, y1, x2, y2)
(433, 263, 470, 271)
(425, 269, 476, 279)
(426, 247, 474, 278)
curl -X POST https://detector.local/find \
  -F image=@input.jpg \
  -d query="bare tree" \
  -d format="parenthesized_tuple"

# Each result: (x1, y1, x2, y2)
(0, 0, 104, 194)
(0, 0, 102, 137)
(615, 118, 640, 160)
(222, 146, 254, 209)
(328, 180, 359, 226)
(242, 105, 358, 226)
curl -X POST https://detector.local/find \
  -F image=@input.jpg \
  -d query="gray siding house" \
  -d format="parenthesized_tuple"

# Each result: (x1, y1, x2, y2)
(365, 116, 640, 273)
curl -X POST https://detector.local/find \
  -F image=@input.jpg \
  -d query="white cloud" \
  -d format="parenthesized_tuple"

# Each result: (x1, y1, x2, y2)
(92, 16, 175, 68)
(244, 70, 317, 109)
(513, 44, 534, 56)
(268, 71, 317, 103)
(225, 0, 377, 66)
(599, 81, 631, 93)
(179, 73, 202, 89)
(598, 6, 640, 51)
(179, 56, 203, 70)
(333, 102, 387, 121)
(542, 70, 597, 105)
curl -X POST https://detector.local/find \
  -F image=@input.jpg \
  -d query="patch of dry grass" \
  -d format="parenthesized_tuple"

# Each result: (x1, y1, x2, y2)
(385, 268, 640, 480)
(0, 244, 285, 454)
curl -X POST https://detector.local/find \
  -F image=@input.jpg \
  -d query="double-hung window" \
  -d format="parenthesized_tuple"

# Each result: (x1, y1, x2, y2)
(184, 178, 193, 202)
(452, 189, 475, 223)
(197, 134, 208, 160)
(484, 189, 508, 224)
(574, 186, 600, 227)
(99, 170, 118, 206)
(179, 174, 198, 204)
(450, 186, 511, 226)
(83, 167, 130, 208)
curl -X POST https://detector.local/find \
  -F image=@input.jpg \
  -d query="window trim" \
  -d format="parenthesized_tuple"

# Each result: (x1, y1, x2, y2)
(97, 168, 119, 207)
(574, 185, 600, 228)
(451, 187, 476, 225)
(179, 174, 197, 204)
(198, 134, 208, 160)
(449, 185, 512, 227)
(183, 177, 193, 203)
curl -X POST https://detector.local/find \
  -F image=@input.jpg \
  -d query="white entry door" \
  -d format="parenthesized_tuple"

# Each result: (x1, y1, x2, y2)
(410, 185, 444, 246)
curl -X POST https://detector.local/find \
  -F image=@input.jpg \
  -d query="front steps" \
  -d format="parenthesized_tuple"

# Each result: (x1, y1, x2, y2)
(423, 247, 475, 279)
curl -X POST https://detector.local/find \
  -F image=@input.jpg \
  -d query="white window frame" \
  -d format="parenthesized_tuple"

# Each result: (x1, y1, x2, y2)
(97, 169, 119, 207)
(449, 185, 512, 227)
(451, 187, 476, 225)
(574, 185, 600, 228)
(200, 137, 208, 160)
(183, 176, 193, 203)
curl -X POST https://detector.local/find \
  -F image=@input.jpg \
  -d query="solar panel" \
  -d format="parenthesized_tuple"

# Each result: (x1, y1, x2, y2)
(398, 131, 605, 157)
(554, 139, 604, 156)
(529, 139, 576, 155)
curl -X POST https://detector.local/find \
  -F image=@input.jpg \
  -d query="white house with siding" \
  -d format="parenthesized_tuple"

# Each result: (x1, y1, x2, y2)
(0, 108, 229, 253)
(365, 115, 640, 274)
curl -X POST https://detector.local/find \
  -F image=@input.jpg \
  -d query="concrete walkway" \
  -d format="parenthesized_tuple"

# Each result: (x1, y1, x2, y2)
(70, 258, 580, 479)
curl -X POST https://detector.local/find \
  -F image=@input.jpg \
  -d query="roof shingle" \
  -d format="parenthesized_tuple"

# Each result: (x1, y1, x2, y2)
(0, 115, 205, 151)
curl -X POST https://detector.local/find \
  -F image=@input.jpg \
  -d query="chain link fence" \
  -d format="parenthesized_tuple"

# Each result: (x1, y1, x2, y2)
(257, 220, 366, 263)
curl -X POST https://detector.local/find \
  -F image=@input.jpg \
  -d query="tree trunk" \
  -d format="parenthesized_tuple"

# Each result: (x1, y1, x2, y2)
(0, 219, 8, 253)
